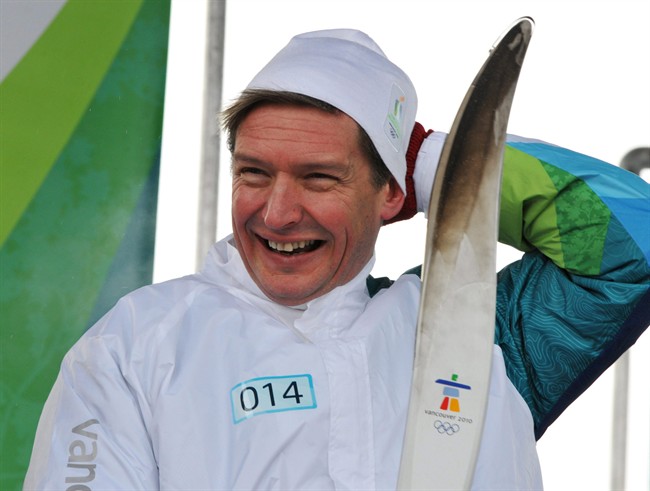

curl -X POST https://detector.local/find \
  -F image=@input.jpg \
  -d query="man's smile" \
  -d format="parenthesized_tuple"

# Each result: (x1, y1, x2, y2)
(262, 237, 323, 254)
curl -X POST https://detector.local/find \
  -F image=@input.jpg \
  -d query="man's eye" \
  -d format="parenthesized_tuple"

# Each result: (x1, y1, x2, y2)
(237, 167, 269, 179)
(307, 173, 338, 181)
(236, 167, 271, 185)
(304, 173, 340, 191)
(239, 167, 266, 176)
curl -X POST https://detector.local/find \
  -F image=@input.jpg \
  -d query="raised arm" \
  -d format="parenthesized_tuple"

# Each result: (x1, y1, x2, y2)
(495, 135, 649, 438)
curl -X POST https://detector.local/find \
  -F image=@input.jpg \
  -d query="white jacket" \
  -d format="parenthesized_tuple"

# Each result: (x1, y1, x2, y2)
(24, 234, 541, 490)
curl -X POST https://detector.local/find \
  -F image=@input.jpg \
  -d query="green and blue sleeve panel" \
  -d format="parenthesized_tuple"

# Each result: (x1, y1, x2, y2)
(496, 135, 650, 439)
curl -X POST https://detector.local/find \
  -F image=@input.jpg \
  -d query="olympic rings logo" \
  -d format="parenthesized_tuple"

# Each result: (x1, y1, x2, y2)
(434, 420, 460, 435)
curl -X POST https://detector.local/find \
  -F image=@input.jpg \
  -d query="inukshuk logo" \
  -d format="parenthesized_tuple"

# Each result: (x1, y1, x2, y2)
(435, 373, 471, 412)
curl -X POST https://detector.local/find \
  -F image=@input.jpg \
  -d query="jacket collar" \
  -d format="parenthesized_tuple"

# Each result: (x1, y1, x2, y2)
(200, 235, 374, 341)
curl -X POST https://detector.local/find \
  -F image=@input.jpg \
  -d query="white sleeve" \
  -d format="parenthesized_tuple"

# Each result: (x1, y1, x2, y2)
(413, 131, 446, 217)
(23, 304, 159, 490)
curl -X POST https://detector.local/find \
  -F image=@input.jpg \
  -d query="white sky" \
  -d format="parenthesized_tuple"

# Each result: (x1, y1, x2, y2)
(155, 1, 650, 489)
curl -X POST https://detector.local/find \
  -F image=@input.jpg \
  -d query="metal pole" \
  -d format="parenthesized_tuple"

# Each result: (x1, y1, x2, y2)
(610, 351, 629, 491)
(196, 0, 226, 269)
(610, 146, 650, 491)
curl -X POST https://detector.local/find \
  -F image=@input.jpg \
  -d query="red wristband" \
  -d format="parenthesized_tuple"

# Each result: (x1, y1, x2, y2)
(385, 122, 433, 225)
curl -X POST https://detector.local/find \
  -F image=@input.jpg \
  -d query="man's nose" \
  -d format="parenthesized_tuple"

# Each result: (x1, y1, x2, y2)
(263, 178, 303, 229)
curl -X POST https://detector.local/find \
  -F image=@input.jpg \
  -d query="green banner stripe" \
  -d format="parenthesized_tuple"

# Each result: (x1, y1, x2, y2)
(0, 1, 169, 487)
(0, 0, 144, 246)
(86, 160, 160, 329)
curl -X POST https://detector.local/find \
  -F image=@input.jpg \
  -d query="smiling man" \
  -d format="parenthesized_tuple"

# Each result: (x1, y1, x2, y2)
(25, 29, 650, 491)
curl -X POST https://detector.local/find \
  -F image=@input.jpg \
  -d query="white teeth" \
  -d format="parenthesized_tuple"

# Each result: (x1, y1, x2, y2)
(268, 240, 315, 252)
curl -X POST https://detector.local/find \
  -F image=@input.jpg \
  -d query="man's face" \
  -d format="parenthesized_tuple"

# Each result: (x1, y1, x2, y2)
(231, 104, 404, 306)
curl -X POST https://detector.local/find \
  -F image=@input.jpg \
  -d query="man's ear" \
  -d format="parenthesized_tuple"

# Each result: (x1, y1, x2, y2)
(380, 178, 406, 222)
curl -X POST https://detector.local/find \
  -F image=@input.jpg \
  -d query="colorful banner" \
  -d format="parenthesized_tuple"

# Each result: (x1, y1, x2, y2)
(0, 0, 171, 487)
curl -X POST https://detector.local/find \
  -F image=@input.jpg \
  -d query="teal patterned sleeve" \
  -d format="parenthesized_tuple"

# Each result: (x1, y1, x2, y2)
(495, 136, 650, 439)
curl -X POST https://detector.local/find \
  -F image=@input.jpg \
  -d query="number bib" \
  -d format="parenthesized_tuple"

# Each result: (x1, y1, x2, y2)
(230, 374, 317, 424)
